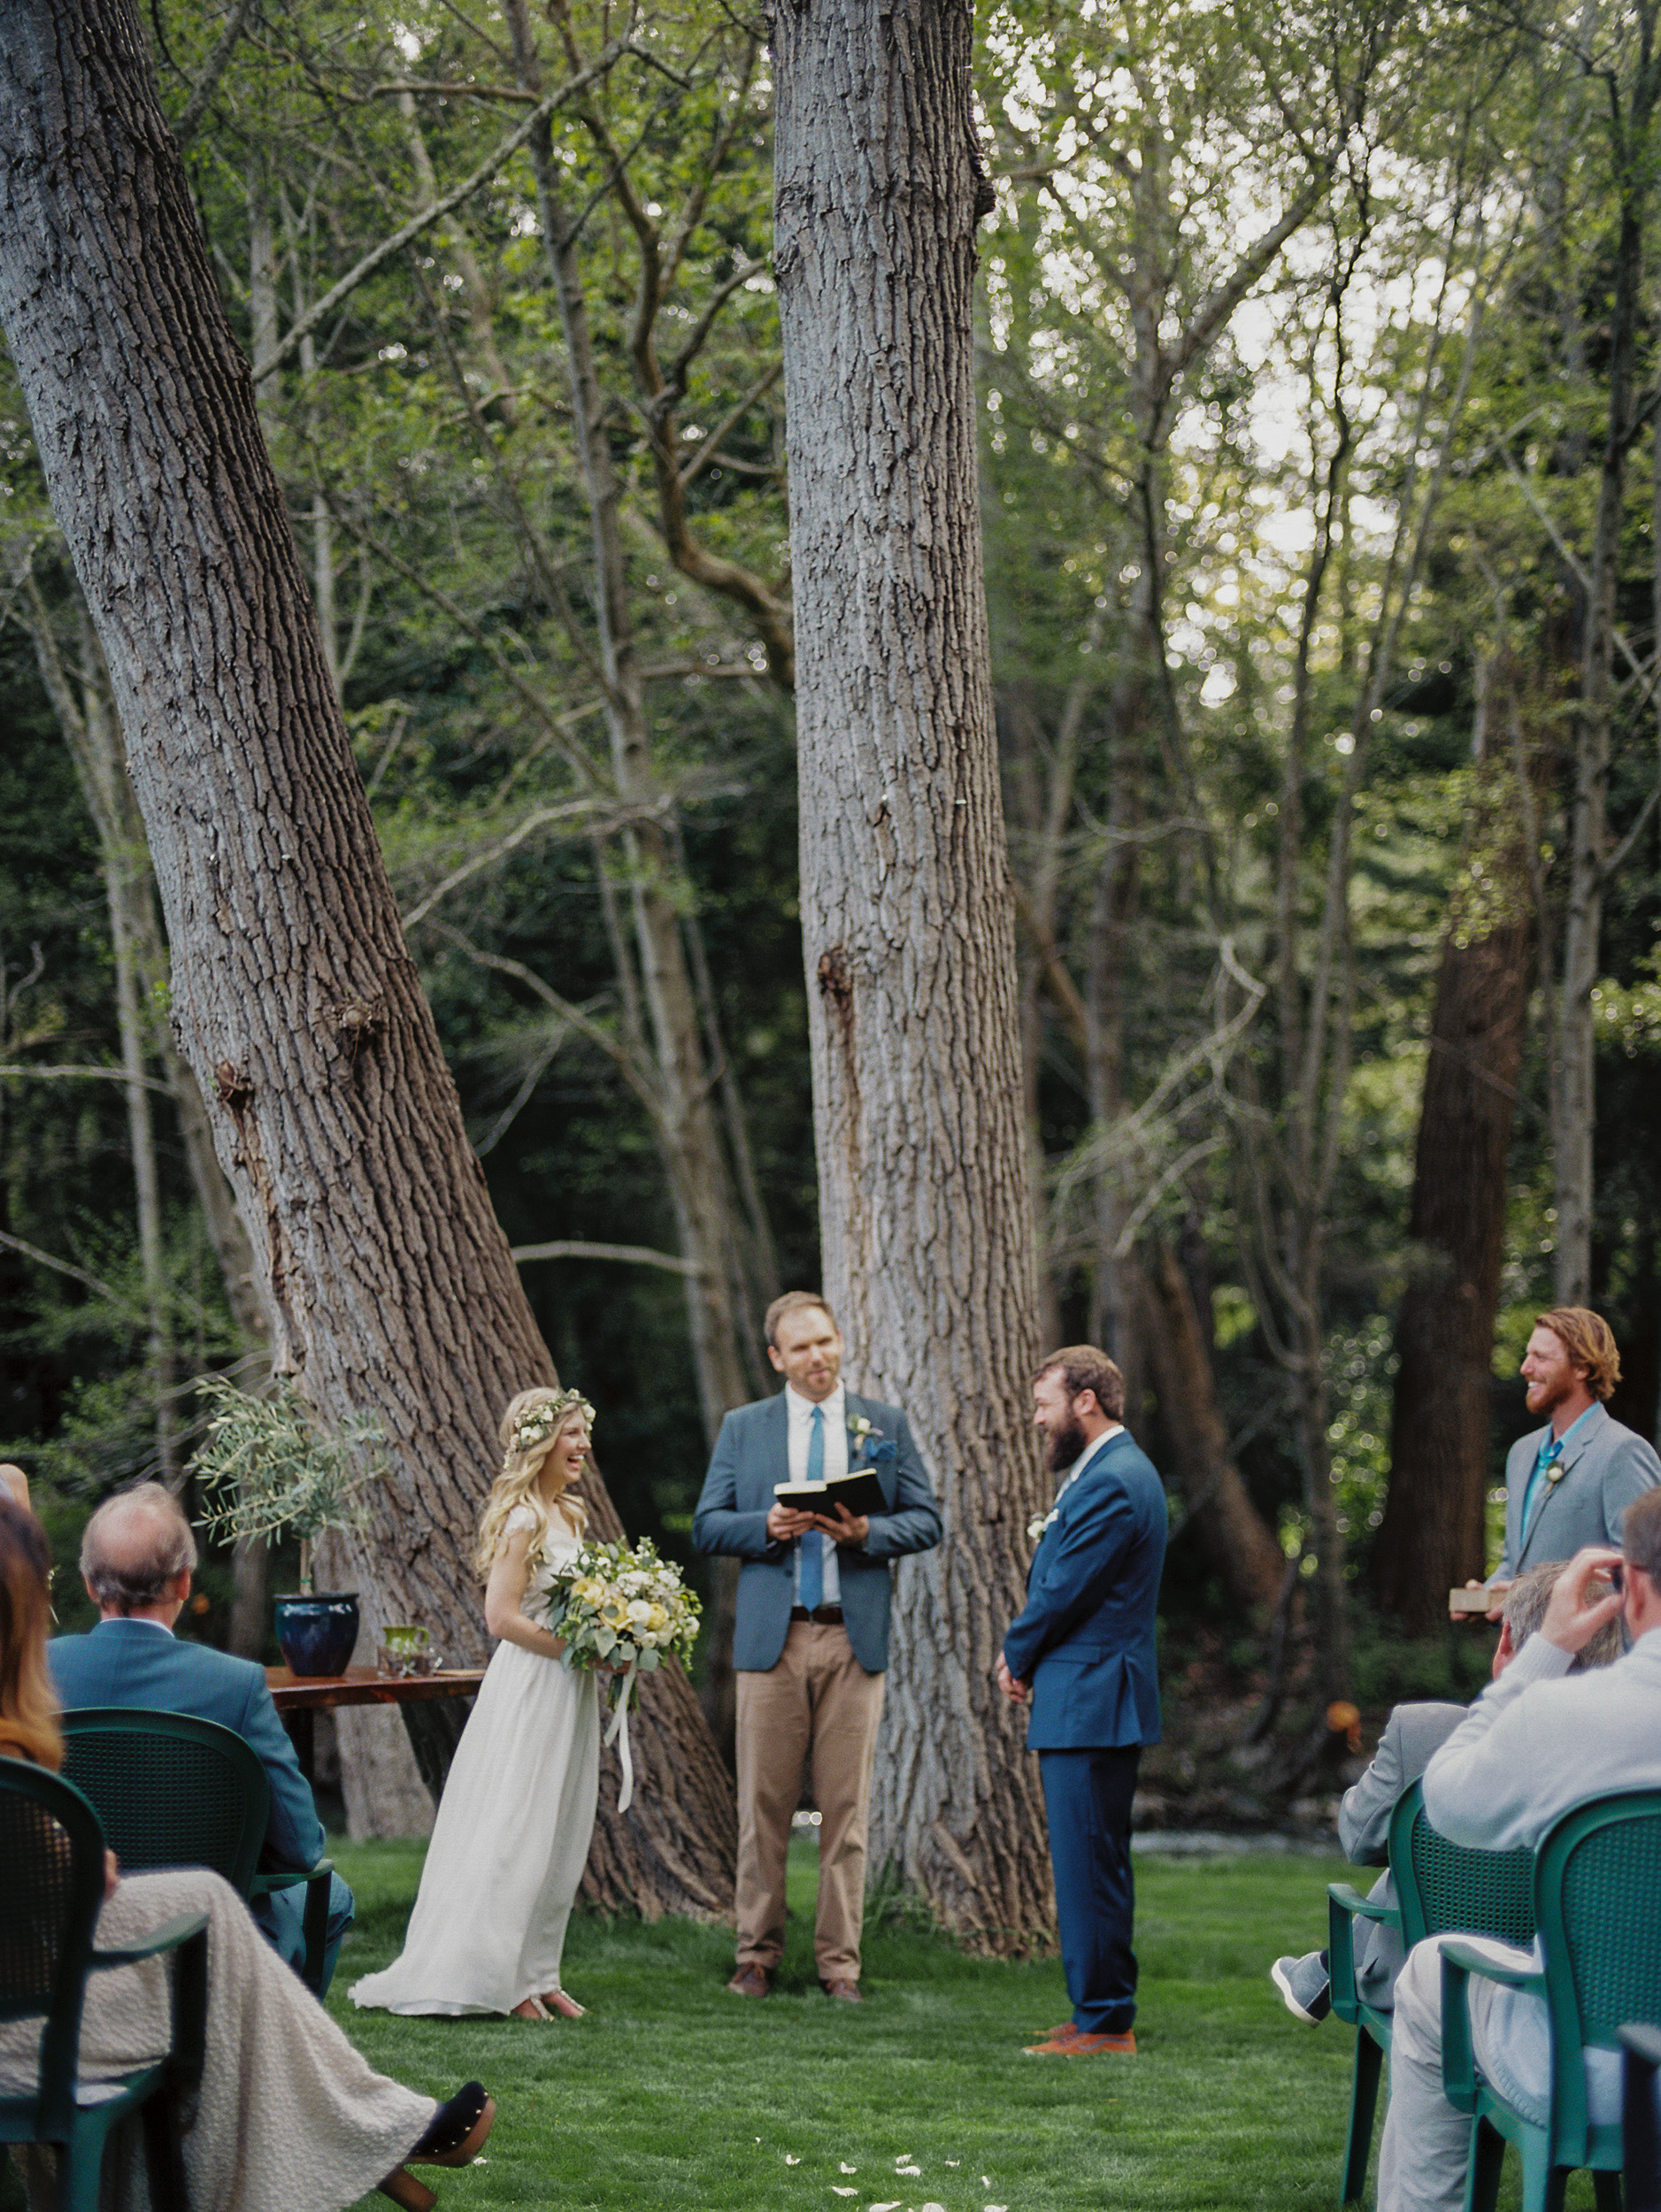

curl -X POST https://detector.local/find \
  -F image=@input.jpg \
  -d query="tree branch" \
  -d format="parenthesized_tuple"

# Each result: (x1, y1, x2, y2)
(251, 43, 627, 386)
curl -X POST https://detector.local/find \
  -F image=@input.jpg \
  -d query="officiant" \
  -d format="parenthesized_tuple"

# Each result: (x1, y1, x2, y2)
(693, 1292, 942, 2003)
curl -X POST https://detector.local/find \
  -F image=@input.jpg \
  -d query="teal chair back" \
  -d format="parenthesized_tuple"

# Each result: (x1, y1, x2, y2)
(60, 1707, 270, 1893)
(1391, 1779, 1537, 1951)
(1536, 1790, 1661, 2157)
(0, 1758, 105, 2144)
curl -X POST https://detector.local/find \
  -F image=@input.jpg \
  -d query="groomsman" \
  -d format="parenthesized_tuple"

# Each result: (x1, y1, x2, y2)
(693, 1293, 942, 2001)
(999, 1346, 1165, 2056)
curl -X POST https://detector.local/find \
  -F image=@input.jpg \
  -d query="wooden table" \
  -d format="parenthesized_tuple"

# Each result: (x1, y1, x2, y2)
(267, 1665, 487, 1800)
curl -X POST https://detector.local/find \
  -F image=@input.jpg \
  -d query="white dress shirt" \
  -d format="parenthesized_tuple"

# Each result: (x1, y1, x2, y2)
(786, 1380, 848, 1607)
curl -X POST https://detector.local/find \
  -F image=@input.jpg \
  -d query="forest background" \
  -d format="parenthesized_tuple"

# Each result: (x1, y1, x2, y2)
(0, 0, 1657, 1839)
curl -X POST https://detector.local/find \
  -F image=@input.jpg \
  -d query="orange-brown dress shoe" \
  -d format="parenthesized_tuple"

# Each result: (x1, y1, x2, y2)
(822, 1978, 863, 2003)
(726, 1964, 771, 1997)
(1023, 2025, 1137, 2056)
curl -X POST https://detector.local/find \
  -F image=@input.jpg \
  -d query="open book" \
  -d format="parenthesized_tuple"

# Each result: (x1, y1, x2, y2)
(773, 1467, 887, 1518)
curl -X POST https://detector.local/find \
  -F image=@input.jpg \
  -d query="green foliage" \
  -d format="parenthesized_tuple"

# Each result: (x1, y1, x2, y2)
(192, 1377, 386, 1594)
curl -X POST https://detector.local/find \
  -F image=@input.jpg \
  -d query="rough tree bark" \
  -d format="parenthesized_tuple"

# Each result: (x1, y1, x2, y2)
(774, 0, 1054, 1948)
(1373, 668, 1535, 1631)
(0, 0, 734, 1916)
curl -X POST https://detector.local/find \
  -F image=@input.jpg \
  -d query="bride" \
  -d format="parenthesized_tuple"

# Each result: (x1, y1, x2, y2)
(350, 1386, 602, 2020)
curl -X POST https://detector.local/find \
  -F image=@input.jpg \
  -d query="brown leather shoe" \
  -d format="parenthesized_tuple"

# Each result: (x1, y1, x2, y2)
(822, 1978, 863, 2003)
(726, 1963, 771, 1998)
(1024, 2025, 1136, 2055)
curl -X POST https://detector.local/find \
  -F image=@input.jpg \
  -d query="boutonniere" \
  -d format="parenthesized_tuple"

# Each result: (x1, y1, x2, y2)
(847, 1413, 896, 1467)
(1546, 1461, 1567, 1486)
(1027, 1509, 1058, 1546)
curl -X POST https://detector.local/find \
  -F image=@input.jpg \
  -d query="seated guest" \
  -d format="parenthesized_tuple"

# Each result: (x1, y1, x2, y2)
(1272, 1563, 1623, 2024)
(48, 1482, 355, 1992)
(1375, 1501, 1661, 2212)
(0, 1494, 495, 2212)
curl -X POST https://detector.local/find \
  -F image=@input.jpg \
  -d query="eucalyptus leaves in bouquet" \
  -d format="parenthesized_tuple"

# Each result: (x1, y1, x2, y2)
(192, 1375, 386, 1594)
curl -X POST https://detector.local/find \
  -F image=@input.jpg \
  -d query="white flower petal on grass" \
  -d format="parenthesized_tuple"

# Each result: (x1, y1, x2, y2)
(921, 2201, 948, 2210)
(840, 2165, 857, 2175)
(896, 2167, 922, 2177)
(985, 2202, 1010, 2210)
(945, 2162, 960, 2170)
(869, 2201, 904, 2211)
(832, 2192, 858, 2200)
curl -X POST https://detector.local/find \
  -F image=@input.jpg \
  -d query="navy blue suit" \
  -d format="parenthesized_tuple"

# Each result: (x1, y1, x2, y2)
(1004, 1428, 1166, 2034)
(693, 1391, 942, 1673)
(48, 1618, 354, 1988)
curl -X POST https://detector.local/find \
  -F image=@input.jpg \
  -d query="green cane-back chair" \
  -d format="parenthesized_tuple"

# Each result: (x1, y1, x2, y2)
(1442, 1788, 1661, 2212)
(0, 1756, 206, 2212)
(1327, 1778, 1536, 2204)
(59, 1709, 334, 1995)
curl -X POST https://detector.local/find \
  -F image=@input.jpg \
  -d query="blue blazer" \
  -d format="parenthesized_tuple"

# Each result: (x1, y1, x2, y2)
(693, 1391, 942, 1673)
(1004, 1430, 1166, 1751)
(48, 1619, 327, 1946)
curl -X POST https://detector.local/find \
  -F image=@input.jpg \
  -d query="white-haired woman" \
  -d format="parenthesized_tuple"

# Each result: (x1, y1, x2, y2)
(350, 1388, 602, 2020)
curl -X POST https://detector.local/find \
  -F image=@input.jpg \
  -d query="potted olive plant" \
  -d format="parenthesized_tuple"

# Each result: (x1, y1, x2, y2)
(193, 1375, 386, 1677)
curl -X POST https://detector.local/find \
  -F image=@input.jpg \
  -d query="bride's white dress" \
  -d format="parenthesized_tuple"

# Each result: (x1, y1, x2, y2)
(349, 1509, 600, 2015)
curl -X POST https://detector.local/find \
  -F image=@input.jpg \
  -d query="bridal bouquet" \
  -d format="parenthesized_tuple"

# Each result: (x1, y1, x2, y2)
(541, 1535, 701, 1673)
(539, 1538, 700, 1811)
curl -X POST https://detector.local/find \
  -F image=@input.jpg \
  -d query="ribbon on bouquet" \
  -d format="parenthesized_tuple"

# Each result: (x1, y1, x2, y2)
(604, 1651, 642, 1813)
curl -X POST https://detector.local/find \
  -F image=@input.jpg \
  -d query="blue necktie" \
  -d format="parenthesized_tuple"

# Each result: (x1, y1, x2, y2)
(800, 1405, 826, 1611)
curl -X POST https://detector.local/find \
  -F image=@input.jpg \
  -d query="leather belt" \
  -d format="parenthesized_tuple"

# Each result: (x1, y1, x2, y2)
(790, 1604, 844, 1624)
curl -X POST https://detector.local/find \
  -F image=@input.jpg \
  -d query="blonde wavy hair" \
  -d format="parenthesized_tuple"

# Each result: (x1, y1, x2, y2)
(473, 1386, 594, 1578)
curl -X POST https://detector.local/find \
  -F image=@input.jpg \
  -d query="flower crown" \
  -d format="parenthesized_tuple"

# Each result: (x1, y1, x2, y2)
(510, 1387, 595, 1458)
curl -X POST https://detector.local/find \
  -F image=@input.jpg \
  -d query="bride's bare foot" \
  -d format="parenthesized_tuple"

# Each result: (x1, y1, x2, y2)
(511, 1996, 552, 2020)
(540, 1989, 586, 2017)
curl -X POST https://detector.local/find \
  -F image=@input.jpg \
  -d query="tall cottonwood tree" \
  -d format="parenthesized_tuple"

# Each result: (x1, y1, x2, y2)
(773, 0, 1053, 1946)
(0, 0, 734, 1917)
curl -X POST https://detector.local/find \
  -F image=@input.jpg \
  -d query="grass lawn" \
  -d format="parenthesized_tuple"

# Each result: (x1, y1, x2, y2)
(329, 1836, 1381, 2212)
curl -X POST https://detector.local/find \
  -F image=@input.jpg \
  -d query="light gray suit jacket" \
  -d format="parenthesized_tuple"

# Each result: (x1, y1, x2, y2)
(1339, 1700, 1467, 2006)
(1421, 1628, 1661, 2125)
(1495, 1402, 1660, 1581)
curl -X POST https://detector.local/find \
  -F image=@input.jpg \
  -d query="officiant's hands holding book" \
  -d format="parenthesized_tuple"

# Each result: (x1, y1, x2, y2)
(765, 1498, 870, 1544)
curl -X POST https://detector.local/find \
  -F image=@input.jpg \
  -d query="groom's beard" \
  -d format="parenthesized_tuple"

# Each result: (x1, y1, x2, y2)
(1045, 1417, 1089, 1475)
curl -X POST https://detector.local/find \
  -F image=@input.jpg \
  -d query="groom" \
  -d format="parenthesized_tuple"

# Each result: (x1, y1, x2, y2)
(693, 1292, 942, 2002)
(999, 1346, 1165, 2056)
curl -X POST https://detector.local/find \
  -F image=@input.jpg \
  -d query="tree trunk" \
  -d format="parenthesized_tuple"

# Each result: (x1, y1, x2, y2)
(501, 0, 757, 1762)
(774, 0, 1053, 1950)
(0, 0, 734, 1915)
(1553, 49, 1656, 1302)
(1374, 675, 1534, 1630)
(19, 580, 177, 1481)
(1138, 1238, 1284, 1614)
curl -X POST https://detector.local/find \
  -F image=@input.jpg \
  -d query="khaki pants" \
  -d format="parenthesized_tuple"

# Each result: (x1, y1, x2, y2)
(734, 1621, 886, 1981)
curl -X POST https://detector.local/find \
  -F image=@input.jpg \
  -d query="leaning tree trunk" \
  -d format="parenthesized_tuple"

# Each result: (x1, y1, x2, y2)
(774, 0, 1054, 1950)
(1138, 1238, 1285, 1615)
(1373, 676, 1535, 1631)
(0, 0, 734, 1916)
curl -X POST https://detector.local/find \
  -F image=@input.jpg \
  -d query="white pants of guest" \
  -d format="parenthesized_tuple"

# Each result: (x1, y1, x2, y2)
(1377, 1934, 1622, 2212)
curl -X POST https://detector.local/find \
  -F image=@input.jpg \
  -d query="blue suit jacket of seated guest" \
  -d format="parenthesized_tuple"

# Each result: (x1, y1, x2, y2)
(1004, 1429, 1167, 1750)
(692, 1390, 943, 1674)
(48, 1617, 329, 1950)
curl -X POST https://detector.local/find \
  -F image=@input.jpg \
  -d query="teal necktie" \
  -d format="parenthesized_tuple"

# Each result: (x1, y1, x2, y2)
(800, 1406, 826, 1610)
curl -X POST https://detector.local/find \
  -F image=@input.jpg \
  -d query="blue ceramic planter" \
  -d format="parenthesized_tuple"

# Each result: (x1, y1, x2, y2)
(274, 1592, 359, 1678)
